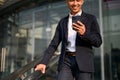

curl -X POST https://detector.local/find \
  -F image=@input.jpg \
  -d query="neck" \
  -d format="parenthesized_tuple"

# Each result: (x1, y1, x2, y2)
(70, 10, 82, 16)
(71, 10, 82, 16)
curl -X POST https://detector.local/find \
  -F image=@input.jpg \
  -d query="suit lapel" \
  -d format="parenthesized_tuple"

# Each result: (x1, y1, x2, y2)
(63, 15, 69, 41)
(80, 12, 87, 24)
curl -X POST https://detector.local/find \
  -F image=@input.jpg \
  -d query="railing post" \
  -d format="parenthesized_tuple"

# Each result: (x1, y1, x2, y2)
(99, 0, 105, 80)
(1, 47, 6, 72)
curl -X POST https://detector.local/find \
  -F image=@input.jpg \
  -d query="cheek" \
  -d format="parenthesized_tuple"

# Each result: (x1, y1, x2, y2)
(68, 2, 73, 6)
(68, 3, 73, 8)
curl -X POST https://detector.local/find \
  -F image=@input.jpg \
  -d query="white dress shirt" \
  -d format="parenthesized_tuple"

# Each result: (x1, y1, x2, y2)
(66, 11, 82, 52)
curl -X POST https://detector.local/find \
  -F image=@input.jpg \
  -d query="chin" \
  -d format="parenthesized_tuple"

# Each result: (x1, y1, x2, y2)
(73, 11, 79, 14)
(72, 9, 79, 12)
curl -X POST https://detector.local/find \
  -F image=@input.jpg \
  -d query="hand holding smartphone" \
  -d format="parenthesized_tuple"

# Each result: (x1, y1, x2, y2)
(72, 16, 82, 30)
(72, 16, 86, 35)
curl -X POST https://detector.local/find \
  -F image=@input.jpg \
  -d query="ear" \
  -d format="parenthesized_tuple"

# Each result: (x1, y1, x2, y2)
(81, 0, 84, 5)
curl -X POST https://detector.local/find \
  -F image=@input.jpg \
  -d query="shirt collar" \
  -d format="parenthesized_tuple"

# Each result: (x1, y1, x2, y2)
(69, 10, 82, 18)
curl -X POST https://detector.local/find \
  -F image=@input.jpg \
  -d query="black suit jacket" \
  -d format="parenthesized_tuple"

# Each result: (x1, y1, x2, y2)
(40, 12, 102, 72)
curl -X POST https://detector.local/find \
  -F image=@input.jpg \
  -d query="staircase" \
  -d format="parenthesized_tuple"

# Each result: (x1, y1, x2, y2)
(2, 53, 59, 80)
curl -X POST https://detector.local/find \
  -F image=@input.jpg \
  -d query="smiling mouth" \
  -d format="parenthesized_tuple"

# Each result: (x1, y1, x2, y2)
(72, 6, 78, 9)
(72, 7, 78, 11)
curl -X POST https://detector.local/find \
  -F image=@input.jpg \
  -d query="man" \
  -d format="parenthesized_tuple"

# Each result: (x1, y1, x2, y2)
(35, 0, 102, 80)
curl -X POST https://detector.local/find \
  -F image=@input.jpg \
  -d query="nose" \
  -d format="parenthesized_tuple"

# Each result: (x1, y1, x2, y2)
(73, 0, 77, 5)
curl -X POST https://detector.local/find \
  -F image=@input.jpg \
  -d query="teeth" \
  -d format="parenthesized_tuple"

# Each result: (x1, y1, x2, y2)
(73, 7, 77, 9)
(73, 6, 77, 9)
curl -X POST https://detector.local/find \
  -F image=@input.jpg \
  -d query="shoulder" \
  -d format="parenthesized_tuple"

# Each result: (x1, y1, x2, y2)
(59, 15, 68, 23)
(83, 12, 96, 18)
(82, 12, 97, 22)
(56, 15, 68, 29)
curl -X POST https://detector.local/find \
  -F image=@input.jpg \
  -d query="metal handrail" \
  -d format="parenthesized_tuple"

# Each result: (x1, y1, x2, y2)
(24, 70, 42, 80)
(23, 54, 59, 80)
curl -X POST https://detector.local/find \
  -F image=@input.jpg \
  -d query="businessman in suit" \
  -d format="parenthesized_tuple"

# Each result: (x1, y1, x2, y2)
(35, 0, 102, 80)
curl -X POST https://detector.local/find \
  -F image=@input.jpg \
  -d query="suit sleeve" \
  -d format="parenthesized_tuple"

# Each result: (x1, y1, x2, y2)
(40, 22, 62, 65)
(81, 16, 102, 47)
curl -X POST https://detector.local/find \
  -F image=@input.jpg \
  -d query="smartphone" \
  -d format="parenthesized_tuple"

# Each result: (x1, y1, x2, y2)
(72, 16, 81, 23)
(72, 16, 81, 30)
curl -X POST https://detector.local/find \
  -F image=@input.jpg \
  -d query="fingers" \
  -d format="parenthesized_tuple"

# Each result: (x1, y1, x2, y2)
(77, 21, 84, 26)
(35, 64, 46, 74)
(72, 21, 86, 35)
(72, 21, 83, 27)
(41, 67, 46, 73)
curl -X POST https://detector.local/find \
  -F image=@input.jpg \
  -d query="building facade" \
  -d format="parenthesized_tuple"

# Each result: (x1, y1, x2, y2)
(0, 0, 120, 80)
